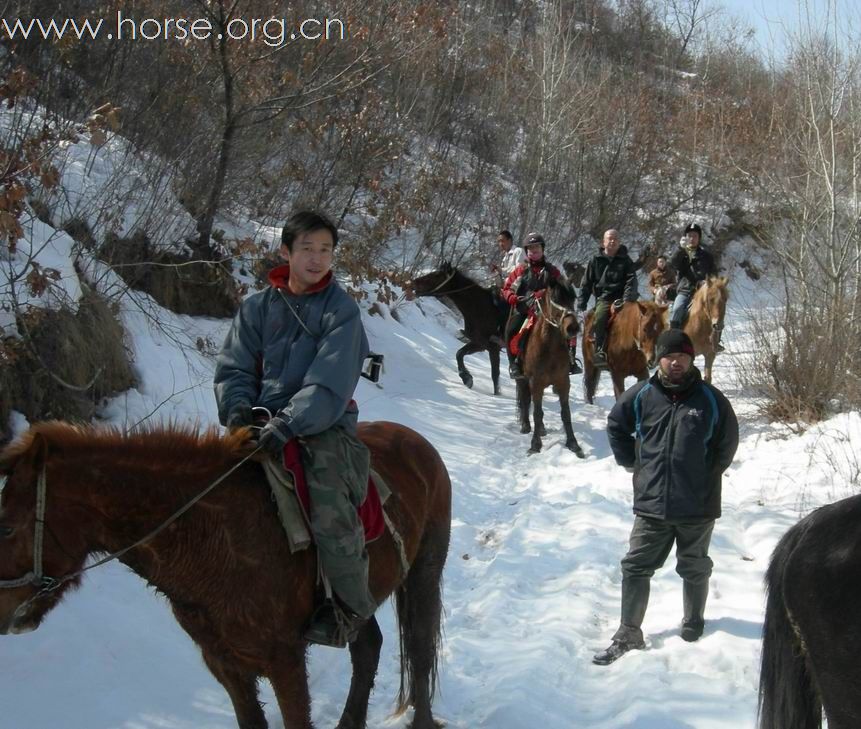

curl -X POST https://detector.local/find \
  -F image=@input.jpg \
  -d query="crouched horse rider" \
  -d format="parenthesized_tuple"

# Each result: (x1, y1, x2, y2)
(214, 209, 375, 648)
(502, 232, 581, 378)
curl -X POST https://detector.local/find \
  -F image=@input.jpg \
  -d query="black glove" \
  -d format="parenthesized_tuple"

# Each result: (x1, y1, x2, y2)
(257, 416, 295, 459)
(226, 404, 253, 432)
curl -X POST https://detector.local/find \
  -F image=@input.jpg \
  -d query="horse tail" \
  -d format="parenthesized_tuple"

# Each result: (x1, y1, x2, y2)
(758, 518, 822, 729)
(393, 523, 447, 717)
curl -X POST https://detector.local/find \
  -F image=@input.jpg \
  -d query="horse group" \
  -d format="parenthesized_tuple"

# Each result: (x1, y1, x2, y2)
(413, 264, 729, 454)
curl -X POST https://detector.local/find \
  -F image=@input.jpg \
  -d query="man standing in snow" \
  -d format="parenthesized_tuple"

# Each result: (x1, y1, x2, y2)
(593, 329, 739, 665)
(214, 209, 376, 648)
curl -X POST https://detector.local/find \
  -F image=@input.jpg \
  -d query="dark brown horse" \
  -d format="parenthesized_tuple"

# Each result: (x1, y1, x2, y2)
(410, 263, 505, 395)
(683, 276, 729, 384)
(759, 494, 861, 729)
(0, 420, 451, 729)
(582, 301, 668, 404)
(517, 284, 585, 457)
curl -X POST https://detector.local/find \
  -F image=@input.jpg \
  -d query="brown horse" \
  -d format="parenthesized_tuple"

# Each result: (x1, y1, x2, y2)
(582, 301, 668, 404)
(683, 276, 729, 383)
(517, 284, 585, 457)
(411, 263, 505, 395)
(0, 420, 451, 729)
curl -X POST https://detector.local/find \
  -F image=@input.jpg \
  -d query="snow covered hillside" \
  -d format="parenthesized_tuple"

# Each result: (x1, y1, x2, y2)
(1, 264, 857, 729)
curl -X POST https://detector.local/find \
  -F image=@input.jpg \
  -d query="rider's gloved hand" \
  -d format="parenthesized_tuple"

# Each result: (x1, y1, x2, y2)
(226, 404, 253, 432)
(257, 416, 295, 460)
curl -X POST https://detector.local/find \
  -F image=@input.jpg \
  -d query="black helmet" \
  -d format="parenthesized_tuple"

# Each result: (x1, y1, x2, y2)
(522, 232, 545, 248)
(684, 223, 703, 237)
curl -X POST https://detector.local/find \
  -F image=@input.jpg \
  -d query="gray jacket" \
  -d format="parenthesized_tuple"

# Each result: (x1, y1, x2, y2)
(214, 266, 369, 438)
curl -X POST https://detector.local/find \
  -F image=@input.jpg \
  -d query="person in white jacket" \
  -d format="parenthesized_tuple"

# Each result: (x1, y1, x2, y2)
(490, 229, 526, 285)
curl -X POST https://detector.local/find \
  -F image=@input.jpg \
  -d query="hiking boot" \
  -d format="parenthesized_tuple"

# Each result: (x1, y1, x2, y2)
(592, 638, 645, 666)
(569, 357, 583, 375)
(681, 621, 704, 642)
(715, 343, 725, 353)
(509, 360, 524, 379)
(593, 349, 608, 368)
(303, 601, 365, 648)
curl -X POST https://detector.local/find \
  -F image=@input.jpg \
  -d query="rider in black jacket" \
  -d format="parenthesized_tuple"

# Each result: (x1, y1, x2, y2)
(593, 329, 738, 665)
(577, 229, 639, 367)
(669, 223, 717, 329)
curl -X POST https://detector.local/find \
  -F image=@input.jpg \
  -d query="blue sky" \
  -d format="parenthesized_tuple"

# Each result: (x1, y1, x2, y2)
(706, 0, 856, 59)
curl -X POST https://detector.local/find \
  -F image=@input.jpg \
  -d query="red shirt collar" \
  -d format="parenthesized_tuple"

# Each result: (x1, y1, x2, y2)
(267, 264, 333, 295)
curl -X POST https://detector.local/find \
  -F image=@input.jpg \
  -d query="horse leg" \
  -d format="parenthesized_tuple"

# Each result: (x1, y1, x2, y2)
(517, 379, 531, 433)
(267, 647, 314, 729)
(394, 526, 448, 729)
(336, 617, 383, 729)
(555, 381, 584, 458)
(611, 368, 626, 400)
(529, 386, 544, 454)
(455, 343, 479, 389)
(702, 352, 715, 383)
(584, 360, 599, 405)
(489, 345, 501, 396)
(199, 649, 268, 729)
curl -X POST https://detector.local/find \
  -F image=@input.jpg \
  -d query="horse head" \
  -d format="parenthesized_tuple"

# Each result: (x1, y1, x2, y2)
(0, 427, 85, 635)
(539, 283, 580, 340)
(633, 301, 668, 369)
(409, 262, 472, 298)
(697, 276, 729, 350)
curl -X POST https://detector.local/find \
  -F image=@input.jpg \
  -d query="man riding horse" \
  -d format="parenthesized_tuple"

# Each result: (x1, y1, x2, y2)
(214, 210, 375, 648)
(669, 224, 722, 345)
(577, 229, 639, 368)
(502, 232, 581, 379)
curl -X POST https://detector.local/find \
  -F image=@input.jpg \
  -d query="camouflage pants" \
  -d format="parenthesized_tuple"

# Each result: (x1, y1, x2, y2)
(301, 426, 377, 618)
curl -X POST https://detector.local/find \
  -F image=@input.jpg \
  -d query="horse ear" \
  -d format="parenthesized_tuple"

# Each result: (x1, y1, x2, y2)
(0, 431, 48, 477)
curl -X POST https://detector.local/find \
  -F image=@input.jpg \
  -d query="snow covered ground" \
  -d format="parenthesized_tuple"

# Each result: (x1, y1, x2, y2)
(2, 260, 856, 729)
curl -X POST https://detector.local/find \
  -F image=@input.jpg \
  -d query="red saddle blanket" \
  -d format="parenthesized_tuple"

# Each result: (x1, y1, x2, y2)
(280, 439, 385, 543)
(509, 311, 538, 356)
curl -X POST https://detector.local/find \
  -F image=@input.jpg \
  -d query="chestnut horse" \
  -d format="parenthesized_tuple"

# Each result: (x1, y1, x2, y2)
(411, 264, 505, 395)
(759, 494, 861, 729)
(683, 276, 729, 384)
(517, 284, 585, 457)
(582, 301, 668, 404)
(0, 420, 451, 729)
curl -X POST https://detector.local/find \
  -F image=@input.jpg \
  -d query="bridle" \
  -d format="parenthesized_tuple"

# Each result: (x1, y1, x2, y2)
(0, 445, 262, 618)
(538, 295, 577, 334)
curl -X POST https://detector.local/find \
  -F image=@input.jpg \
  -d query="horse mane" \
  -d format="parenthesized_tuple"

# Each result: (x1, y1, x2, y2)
(690, 276, 729, 314)
(0, 420, 250, 475)
(441, 263, 481, 289)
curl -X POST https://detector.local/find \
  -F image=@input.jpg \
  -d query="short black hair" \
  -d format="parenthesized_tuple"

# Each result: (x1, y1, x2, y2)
(657, 253, 667, 260)
(281, 210, 339, 251)
(498, 229, 513, 241)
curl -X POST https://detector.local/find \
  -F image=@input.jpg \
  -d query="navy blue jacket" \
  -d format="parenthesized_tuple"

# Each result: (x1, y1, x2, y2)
(607, 369, 739, 520)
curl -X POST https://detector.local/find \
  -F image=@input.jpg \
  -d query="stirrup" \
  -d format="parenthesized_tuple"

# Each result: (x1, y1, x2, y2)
(303, 601, 364, 648)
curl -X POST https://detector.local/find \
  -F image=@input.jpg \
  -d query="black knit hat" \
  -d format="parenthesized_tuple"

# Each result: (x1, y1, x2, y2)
(655, 330, 695, 360)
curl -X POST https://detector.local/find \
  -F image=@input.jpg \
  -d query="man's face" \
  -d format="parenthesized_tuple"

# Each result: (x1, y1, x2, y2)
(603, 230, 620, 256)
(498, 235, 512, 253)
(280, 228, 335, 293)
(686, 231, 700, 248)
(657, 257, 666, 270)
(659, 352, 693, 382)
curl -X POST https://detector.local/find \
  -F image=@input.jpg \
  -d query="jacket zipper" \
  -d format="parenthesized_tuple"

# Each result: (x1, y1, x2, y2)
(664, 399, 679, 516)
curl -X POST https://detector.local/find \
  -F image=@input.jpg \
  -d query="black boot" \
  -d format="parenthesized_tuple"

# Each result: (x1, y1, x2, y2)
(304, 600, 366, 648)
(593, 578, 650, 665)
(681, 580, 709, 642)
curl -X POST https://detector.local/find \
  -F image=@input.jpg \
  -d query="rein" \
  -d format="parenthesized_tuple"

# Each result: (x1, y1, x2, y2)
(0, 443, 263, 607)
(538, 295, 576, 331)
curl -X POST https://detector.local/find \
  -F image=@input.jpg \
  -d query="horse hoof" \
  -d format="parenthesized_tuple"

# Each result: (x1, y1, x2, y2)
(459, 371, 474, 389)
(527, 447, 540, 456)
(568, 443, 585, 458)
(493, 386, 501, 396)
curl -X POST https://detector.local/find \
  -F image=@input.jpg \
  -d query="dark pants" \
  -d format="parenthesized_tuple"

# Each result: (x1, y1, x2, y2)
(612, 515, 714, 645)
(506, 310, 527, 366)
(593, 299, 611, 351)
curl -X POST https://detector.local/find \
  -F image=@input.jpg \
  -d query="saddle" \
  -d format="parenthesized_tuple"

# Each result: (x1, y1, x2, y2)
(263, 439, 389, 553)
